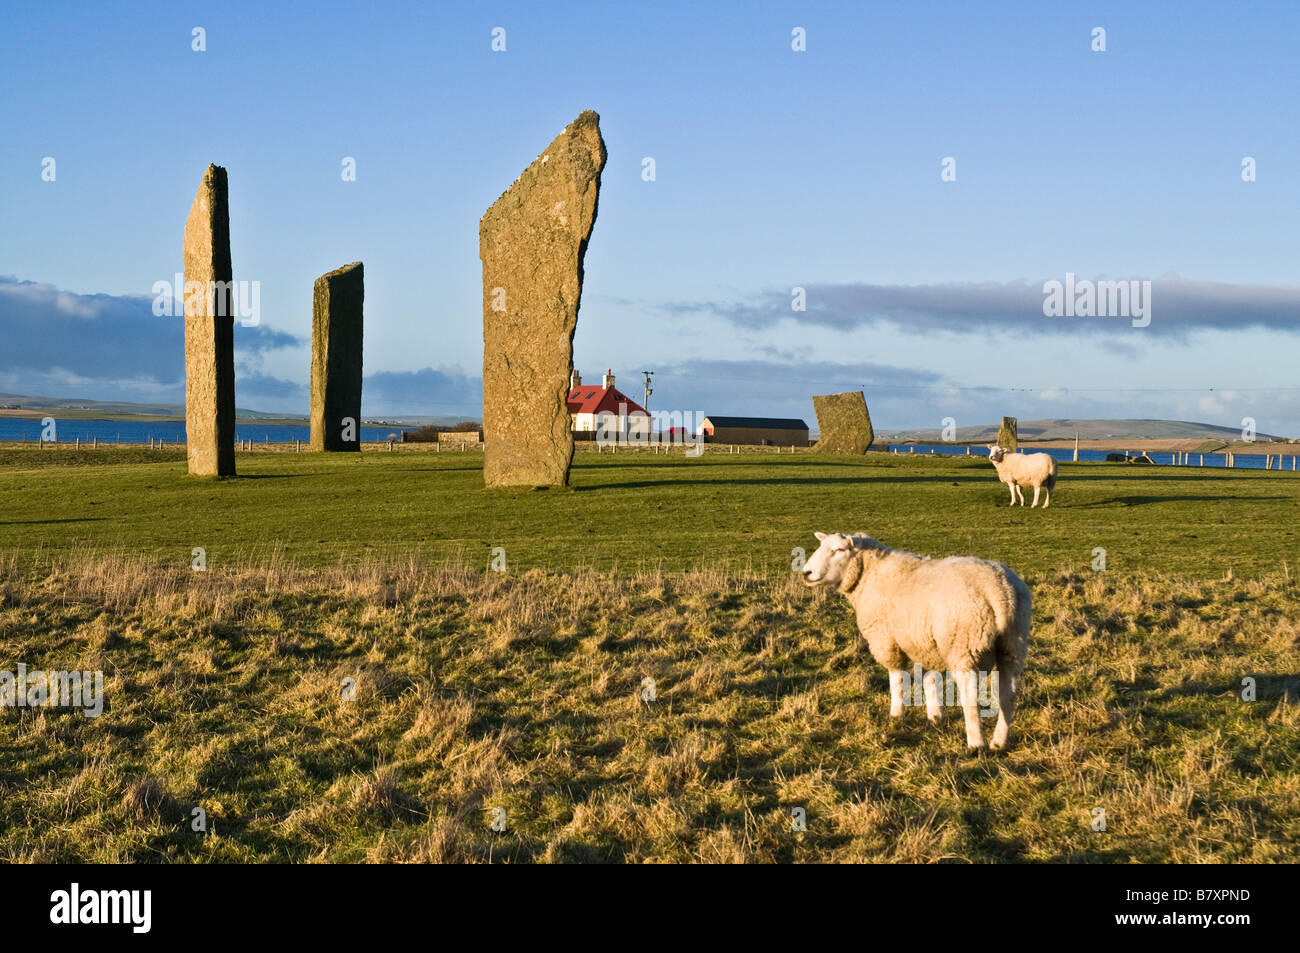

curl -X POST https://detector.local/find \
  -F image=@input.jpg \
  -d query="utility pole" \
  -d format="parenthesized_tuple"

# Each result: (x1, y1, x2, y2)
(641, 370, 654, 411)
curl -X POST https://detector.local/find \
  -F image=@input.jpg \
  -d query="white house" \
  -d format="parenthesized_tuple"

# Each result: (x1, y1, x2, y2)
(567, 368, 650, 440)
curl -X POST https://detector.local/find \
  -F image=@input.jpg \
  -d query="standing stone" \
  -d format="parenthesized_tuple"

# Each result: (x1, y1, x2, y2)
(812, 391, 874, 453)
(480, 110, 606, 488)
(183, 164, 236, 477)
(997, 416, 1019, 452)
(310, 262, 364, 452)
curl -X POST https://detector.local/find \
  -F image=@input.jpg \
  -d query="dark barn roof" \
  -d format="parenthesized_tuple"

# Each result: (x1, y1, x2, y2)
(704, 416, 808, 430)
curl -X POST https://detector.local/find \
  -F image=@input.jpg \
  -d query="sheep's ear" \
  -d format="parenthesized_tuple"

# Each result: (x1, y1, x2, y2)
(814, 532, 827, 541)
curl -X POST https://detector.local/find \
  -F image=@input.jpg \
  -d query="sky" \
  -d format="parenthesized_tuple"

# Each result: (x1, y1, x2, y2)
(2, 0, 1299, 433)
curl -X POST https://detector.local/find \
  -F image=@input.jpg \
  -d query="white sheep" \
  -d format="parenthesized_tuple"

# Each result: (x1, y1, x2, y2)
(800, 532, 1030, 750)
(986, 445, 1057, 507)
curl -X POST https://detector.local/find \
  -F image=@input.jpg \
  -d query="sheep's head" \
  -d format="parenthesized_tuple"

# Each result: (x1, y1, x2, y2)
(987, 444, 1007, 462)
(801, 532, 875, 588)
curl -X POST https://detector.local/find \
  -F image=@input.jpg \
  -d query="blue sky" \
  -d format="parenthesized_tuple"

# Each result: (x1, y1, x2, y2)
(2, 0, 1299, 432)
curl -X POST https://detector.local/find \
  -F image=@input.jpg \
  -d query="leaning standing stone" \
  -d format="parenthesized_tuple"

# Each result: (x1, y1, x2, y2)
(813, 391, 874, 453)
(183, 164, 236, 477)
(479, 110, 606, 488)
(310, 262, 364, 452)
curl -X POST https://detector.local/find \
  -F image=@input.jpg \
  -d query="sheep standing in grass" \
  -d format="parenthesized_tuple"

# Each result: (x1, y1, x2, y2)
(987, 445, 1057, 508)
(800, 532, 1030, 750)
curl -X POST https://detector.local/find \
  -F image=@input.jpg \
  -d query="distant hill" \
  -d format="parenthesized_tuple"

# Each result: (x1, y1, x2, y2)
(0, 393, 477, 428)
(0, 392, 280, 420)
(878, 418, 1289, 442)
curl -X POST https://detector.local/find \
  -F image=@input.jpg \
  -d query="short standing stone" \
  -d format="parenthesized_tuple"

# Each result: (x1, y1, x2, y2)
(812, 391, 874, 453)
(480, 110, 606, 488)
(183, 164, 236, 477)
(998, 416, 1018, 452)
(310, 262, 364, 452)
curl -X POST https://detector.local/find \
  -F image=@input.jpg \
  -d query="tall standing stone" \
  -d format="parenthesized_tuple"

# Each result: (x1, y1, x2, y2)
(183, 164, 236, 477)
(997, 416, 1019, 452)
(480, 111, 606, 488)
(310, 262, 364, 452)
(812, 391, 874, 453)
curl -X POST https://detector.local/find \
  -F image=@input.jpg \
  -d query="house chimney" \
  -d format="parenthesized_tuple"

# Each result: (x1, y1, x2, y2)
(602, 368, 614, 389)
(570, 368, 581, 389)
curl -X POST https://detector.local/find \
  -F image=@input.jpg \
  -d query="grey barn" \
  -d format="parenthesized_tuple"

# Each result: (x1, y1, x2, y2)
(700, 416, 810, 446)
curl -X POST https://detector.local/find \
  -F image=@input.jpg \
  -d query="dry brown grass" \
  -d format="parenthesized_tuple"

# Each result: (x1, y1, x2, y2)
(0, 554, 1296, 862)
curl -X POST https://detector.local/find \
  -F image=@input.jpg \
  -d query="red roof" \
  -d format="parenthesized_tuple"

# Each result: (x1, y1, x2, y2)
(567, 385, 649, 417)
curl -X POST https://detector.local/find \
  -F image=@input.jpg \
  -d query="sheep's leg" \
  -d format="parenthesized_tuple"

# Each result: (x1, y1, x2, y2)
(991, 670, 1020, 750)
(922, 669, 943, 725)
(1014, 484, 1026, 506)
(1043, 486, 1051, 508)
(1007, 483, 1016, 506)
(1030, 485, 1041, 508)
(887, 669, 906, 719)
(953, 669, 985, 749)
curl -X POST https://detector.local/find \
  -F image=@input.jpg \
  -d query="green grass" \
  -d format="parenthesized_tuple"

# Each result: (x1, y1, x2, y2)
(1, 446, 1297, 578)
(1, 447, 1297, 862)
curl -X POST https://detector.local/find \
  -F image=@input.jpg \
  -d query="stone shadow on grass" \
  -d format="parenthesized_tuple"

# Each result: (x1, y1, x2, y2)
(1074, 495, 1290, 507)
(0, 517, 108, 526)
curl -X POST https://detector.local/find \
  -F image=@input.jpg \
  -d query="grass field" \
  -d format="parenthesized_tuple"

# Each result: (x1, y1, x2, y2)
(1, 447, 1297, 862)
(2, 445, 1298, 577)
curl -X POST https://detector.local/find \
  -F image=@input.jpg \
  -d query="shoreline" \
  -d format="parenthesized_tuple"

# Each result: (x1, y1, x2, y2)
(935, 438, 1300, 456)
